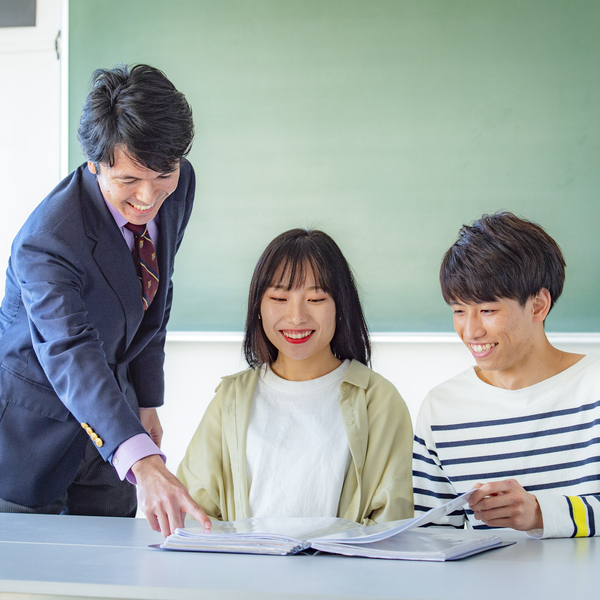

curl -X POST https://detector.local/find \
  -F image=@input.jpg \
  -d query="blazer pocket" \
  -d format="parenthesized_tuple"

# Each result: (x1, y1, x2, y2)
(0, 365, 70, 422)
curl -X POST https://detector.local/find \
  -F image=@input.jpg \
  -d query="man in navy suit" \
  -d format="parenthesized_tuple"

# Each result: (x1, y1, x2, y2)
(0, 64, 210, 536)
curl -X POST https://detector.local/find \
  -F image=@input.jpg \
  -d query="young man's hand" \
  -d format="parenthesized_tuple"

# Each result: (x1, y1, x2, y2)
(468, 479, 543, 531)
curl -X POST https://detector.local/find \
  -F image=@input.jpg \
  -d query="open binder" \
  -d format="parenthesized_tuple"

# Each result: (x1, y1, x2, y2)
(157, 490, 509, 561)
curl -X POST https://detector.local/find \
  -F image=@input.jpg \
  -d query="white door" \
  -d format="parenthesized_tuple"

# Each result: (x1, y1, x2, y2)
(0, 0, 62, 271)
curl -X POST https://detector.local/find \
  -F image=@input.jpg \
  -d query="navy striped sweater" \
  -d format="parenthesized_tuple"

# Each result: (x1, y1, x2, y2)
(413, 353, 600, 538)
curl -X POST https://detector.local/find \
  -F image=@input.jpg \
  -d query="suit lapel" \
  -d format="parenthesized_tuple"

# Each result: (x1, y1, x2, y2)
(80, 166, 144, 348)
(80, 164, 183, 362)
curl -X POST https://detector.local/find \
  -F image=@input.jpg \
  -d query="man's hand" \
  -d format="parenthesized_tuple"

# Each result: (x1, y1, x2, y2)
(468, 479, 543, 531)
(131, 454, 211, 537)
(140, 408, 163, 448)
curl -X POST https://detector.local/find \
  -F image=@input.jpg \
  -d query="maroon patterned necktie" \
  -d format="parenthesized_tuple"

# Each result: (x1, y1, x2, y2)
(124, 223, 159, 310)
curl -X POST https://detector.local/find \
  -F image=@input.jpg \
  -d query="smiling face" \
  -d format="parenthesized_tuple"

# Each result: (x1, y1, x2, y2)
(88, 146, 180, 225)
(451, 294, 550, 388)
(259, 269, 341, 381)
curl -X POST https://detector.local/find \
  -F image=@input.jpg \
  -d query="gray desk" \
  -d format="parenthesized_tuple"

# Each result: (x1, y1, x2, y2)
(0, 513, 597, 600)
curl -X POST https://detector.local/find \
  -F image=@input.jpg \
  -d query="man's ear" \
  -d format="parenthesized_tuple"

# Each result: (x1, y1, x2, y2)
(87, 161, 97, 175)
(532, 288, 552, 323)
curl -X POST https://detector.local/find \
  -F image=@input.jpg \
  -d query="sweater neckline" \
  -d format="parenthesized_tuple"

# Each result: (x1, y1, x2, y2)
(465, 353, 597, 396)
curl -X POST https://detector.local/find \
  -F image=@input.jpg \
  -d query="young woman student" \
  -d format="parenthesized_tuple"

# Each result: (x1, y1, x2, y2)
(178, 229, 413, 524)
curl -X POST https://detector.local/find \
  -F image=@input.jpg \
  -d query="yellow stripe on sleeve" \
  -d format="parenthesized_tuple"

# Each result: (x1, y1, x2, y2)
(568, 496, 589, 537)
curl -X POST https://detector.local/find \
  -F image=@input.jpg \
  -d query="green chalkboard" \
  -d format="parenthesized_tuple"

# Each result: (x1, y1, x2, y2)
(69, 0, 600, 332)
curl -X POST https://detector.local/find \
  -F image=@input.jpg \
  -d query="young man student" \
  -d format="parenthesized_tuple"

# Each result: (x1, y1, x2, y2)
(413, 211, 600, 538)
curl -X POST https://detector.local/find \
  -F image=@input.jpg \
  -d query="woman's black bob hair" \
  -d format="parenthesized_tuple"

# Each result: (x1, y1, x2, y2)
(243, 229, 371, 368)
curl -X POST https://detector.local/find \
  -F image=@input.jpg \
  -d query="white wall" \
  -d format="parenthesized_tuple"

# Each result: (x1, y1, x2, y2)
(0, 0, 62, 271)
(159, 334, 600, 475)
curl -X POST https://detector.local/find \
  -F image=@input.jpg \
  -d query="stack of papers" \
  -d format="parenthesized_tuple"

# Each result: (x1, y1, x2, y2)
(158, 490, 507, 561)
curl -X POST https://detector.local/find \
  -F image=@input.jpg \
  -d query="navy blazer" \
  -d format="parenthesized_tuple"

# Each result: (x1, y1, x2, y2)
(0, 160, 195, 507)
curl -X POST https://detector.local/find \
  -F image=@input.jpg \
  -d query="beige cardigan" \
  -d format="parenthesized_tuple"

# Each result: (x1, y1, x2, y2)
(177, 360, 414, 525)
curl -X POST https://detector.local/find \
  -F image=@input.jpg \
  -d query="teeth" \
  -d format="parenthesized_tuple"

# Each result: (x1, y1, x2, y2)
(283, 330, 312, 339)
(130, 202, 155, 211)
(471, 343, 497, 353)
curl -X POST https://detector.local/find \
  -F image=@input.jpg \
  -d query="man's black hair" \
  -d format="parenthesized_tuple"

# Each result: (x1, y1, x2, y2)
(440, 211, 566, 312)
(77, 64, 194, 173)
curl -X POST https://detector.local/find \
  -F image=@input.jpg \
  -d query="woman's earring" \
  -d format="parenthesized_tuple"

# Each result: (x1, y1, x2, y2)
(258, 314, 262, 320)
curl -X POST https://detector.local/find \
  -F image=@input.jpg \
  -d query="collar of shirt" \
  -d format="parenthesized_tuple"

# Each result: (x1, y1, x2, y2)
(103, 198, 160, 252)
